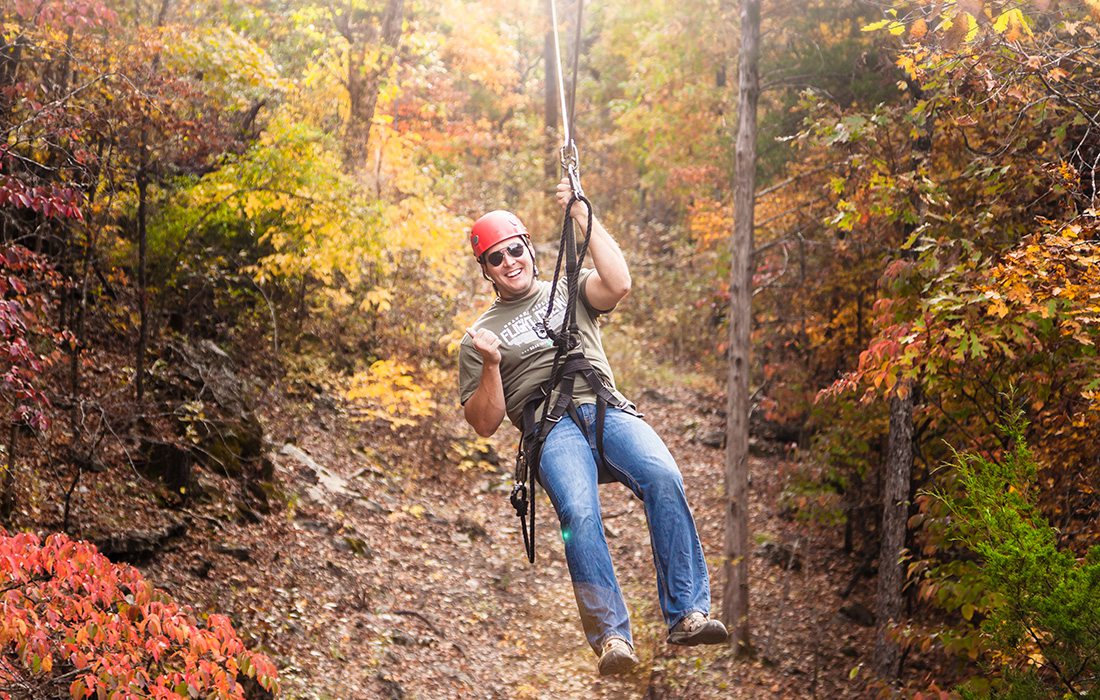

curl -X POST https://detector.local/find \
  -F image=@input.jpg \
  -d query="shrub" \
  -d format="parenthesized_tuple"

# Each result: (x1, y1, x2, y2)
(928, 413, 1100, 699)
(0, 531, 279, 699)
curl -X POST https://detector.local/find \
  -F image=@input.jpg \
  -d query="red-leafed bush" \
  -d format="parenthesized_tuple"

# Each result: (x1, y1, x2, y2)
(0, 245, 64, 521)
(0, 245, 60, 434)
(0, 532, 279, 699)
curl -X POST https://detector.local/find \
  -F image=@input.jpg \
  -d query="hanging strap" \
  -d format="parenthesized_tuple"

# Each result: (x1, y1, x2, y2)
(508, 0, 598, 564)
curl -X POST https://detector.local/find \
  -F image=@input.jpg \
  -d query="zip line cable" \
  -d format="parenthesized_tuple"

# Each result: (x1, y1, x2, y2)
(547, 0, 584, 196)
(548, 0, 573, 150)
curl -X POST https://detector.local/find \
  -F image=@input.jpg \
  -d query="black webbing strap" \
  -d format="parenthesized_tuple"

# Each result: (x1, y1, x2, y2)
(511, 350, 628, 563)
(509, 0, 601, 563)
(516, 180, 591, 558)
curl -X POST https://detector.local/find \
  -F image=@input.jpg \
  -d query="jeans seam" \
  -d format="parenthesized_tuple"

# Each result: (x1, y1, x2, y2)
(542, 410, 632, 652)
(602, 450, 675, 623)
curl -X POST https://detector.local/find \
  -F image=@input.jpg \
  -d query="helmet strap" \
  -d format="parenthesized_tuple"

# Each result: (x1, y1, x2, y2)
(478, 263, 501, 298)
(522, 238, 539, 277)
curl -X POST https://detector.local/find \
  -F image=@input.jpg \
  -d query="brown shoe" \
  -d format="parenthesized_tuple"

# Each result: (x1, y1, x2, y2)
(597, 637, 639, 676)
(667, 612, 729, 646)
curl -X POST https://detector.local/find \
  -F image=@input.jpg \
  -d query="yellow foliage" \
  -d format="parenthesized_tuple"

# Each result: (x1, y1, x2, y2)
(162, 25, 287, 108)
(992, 8, 1033, 42)
(437, 0, 524, 95)
(346, 359, 437, 429)
(361, 288, 394, 314)
(687, 199, 731, 249)
(897, 55, 919, 81)
(450, 436, 498, 473)
(383, 195, 468, 299)
(965, 12, 980, 42)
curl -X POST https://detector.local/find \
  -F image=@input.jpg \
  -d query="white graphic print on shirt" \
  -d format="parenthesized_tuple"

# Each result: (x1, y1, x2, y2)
(497, 286, 569, 358)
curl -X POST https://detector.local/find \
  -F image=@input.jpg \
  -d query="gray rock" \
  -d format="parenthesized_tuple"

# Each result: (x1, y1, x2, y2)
(839, 602, 875, 627)
(696, 431, 725, 449)
(390, 630, 417, 646)
(756, 540, 803, 571)
(95, 521, 187, 564)
(279, 443, 358, 501)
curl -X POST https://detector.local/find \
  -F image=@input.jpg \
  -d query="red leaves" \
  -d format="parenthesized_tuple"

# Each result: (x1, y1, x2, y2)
(0, 532, 280, 698)
(0, 246, 60, 432)
(9, 0, 118, 29)
(0, 179, 85, 222)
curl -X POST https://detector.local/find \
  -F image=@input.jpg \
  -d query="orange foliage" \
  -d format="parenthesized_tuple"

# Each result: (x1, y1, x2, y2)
(0, 532, 279, 698)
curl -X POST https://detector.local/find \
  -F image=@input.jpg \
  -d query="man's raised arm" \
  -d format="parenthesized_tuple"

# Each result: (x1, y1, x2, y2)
(554, 178, 631, 312)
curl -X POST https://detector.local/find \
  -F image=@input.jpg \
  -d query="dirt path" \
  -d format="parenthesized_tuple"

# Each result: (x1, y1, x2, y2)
(144, 385, 877, 699)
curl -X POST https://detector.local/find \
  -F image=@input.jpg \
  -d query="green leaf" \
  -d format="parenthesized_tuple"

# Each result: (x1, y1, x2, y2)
(961, 603, 975, 621)
(969, 332, 986, 359)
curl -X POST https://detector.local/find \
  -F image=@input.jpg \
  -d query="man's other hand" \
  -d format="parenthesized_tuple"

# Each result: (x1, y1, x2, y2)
(466, 327, 502, 366)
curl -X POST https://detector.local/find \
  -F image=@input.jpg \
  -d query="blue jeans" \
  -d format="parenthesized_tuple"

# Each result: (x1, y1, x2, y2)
(538, 404, 711, 653)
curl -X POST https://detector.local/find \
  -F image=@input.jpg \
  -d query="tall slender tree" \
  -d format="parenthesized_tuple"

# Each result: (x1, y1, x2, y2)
(723, 0, 759, 655)
(873, 78, 932, 680)
(543, 23, 559, 178)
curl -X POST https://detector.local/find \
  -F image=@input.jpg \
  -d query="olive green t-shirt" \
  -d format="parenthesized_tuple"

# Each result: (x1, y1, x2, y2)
(459, 268, 630, 430)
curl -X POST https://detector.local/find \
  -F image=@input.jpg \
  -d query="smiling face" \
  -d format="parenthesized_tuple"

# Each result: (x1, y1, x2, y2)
(481, 236, 535, 301)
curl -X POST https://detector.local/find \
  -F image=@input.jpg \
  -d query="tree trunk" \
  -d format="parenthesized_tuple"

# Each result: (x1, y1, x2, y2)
(0, 32, 25, 124)
(70, 141, 104, 425)
(872, 387, 914, 677)
(1, 423, 16, 523)
(722, 0, 759, 656)
(292, 274, 309, 353)
(133, 0, 171, 403)
(135, 142, 148, 403)
(342, 0, 406, 168)
(873, 79, 932, 681)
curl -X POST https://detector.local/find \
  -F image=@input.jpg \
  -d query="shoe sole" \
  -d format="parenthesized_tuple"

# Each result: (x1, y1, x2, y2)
(598, 653, 639, 676)
(667, 623, 729, 647)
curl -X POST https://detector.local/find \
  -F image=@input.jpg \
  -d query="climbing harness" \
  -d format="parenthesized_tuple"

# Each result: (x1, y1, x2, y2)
(509, 0, 632, 563)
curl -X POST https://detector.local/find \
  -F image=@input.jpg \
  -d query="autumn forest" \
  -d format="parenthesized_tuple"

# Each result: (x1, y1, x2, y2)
(1, 0, 1099, 698)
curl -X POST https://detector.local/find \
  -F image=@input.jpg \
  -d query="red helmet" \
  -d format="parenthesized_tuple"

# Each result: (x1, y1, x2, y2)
(470, 210, 528, 259)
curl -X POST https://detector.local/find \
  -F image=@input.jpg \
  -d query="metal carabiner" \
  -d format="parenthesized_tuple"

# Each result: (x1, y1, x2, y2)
(559, 140, 578, 169)
(559, 141, 583, 199)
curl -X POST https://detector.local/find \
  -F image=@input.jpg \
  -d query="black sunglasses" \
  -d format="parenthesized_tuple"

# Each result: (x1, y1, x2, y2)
(483, 241, 527, 267)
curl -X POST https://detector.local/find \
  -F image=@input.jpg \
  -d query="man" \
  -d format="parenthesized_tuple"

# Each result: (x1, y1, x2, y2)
(459, 178, 727, 676)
